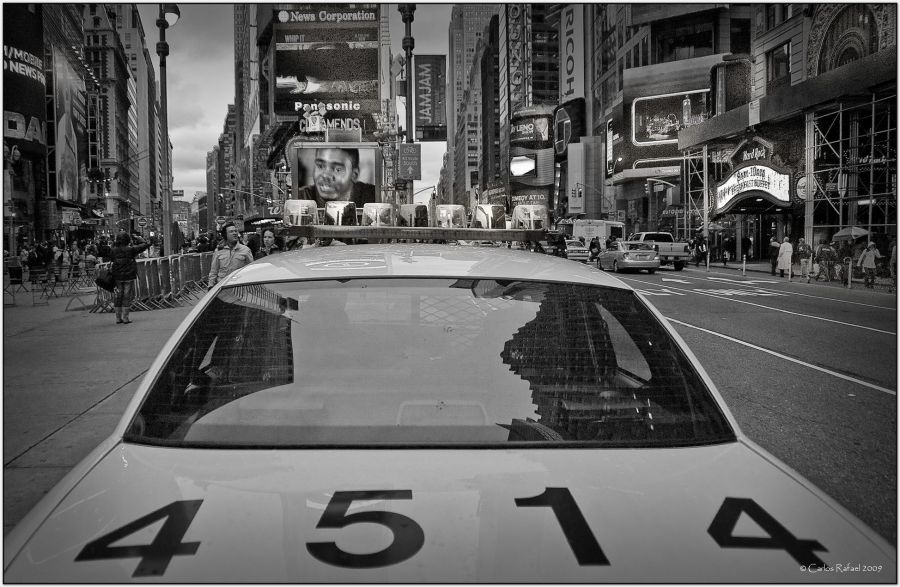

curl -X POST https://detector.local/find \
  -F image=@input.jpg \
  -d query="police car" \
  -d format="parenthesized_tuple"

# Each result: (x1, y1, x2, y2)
(4, 238, 895, 582)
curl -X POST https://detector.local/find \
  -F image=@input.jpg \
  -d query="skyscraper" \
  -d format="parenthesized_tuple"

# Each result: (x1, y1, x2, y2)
(446, 4, 499, 204)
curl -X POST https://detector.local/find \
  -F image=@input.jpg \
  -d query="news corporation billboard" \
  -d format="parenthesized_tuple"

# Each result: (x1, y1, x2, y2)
(273, 5, 381, 141)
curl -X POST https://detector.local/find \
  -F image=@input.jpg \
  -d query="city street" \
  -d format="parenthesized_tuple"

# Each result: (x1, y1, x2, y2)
(616, 263, 897, 544)
(3, 261, 896, 546)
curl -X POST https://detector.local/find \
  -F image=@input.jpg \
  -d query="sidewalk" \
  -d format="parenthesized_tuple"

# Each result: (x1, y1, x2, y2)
(2, 292, 198, 535)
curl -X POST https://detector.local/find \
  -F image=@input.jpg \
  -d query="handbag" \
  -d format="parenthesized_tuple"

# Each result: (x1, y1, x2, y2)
(95, 266, 116, 292)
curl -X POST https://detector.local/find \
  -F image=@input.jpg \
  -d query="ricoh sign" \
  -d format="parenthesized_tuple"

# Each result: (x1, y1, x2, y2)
(558, 5, 584, 103)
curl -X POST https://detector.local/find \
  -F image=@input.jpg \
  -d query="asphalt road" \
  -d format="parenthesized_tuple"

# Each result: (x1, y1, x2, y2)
(608, 264, 897, 545)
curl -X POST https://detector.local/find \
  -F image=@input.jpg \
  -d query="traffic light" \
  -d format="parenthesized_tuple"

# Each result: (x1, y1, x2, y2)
(644, 182, 650, 197)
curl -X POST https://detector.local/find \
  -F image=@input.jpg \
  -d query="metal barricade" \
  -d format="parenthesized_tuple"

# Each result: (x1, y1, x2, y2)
(157, 256, 177, 307)
(199, 253, 213, 289)
(132, 260, 154, 310)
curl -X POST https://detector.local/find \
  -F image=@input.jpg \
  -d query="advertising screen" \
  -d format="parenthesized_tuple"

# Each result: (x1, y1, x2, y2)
(3, 4, 46, 158)
(273, 5, 381, 140)
(53, 47, 89, 203)
(290, 143, 380, 207)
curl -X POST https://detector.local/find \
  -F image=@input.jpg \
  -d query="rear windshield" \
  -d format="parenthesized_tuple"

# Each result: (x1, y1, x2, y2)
(626, 243, 656, 251)
(126, 279, 734, 448)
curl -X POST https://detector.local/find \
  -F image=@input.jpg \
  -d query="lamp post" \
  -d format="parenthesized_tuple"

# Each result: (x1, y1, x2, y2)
(399, 4, 416, 203)
(156, 3, 180, 254)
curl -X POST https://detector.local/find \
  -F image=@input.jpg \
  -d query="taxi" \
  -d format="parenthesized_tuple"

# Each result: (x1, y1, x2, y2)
(4, 244, 895, 582)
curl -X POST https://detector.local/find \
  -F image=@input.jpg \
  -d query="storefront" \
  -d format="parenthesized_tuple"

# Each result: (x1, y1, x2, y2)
(678, 7, 896, 258)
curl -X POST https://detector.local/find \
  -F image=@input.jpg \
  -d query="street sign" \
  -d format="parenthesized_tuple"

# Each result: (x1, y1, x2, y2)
(137, 217, 148, 228)
(397, 144, 421, 180)
(215, 216, 226, 227)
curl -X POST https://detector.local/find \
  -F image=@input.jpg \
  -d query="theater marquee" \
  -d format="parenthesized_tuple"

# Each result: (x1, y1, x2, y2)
(715, 163, 791, 214)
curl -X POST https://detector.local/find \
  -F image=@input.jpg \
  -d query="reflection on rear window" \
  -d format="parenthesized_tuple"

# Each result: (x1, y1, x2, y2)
(626, 243, 656, 251)
(126, 279, 734, 447)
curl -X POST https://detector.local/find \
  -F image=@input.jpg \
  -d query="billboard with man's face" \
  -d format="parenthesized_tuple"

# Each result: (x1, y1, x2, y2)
(273, 5, 381, 141)
(290, 143, 380, 208)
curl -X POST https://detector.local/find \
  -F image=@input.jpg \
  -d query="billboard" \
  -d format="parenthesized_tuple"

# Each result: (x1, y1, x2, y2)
(273, 5, 381, 141)
(553, 98, 585, 160)
(414, 54, 446, 142)
(53, 46, 89, 203)
(505, 4, 528, 114)
(289, 142, 380, 207)
(509, 106, 554, 149)
(558, 4, 585, 103)
(3, 4, 46, 158)
(613, 55, 722, 172)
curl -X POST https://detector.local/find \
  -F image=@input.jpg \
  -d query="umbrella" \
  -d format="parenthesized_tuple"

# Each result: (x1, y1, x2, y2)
(831, 226, 869, 241)
(695, 222, 727, 231)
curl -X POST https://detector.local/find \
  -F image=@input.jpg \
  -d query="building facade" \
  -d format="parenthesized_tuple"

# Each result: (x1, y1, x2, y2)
(679, 3, 896, 260)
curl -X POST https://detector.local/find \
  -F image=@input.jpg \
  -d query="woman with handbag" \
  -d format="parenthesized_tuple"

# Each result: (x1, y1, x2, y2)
(110, 232, 150, 324)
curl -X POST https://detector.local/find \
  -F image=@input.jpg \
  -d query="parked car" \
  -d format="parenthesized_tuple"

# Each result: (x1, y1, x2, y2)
(4, 244, 894, 582)
(627, 232, 691, 270)
(598, 240, 661, 273)
(564, 239, 590, 263)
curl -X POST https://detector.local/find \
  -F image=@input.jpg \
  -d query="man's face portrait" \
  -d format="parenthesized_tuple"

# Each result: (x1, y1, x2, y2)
(313, 148, 357, 201)
(224, 225, 240, 245)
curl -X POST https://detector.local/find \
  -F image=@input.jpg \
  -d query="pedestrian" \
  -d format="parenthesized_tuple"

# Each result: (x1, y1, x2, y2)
(795, 237, 813, 282)
(768, 236, 780, 275)
(256, 228, 281, 259)
(110, 232, 150, 324)
(695, 236, 708, 267)
(890, 239, 897, 290)
(776, 236, 793, 279)
(208, 222, 254, 289)
(857, 241, 882, 289)
(815, 240, 836, 281)
(588, 237, 601, 262)
(97, 236, 112, 262)
(741, 235, 752, 261)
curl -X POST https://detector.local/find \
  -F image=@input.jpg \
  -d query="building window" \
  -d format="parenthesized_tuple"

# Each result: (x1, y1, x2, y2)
(730, 19, 751, 54)
(765, 5, 787, 30)
(655, 16, 715, 63)
(642, 36, 649, 66)
(766, 42, 790, 93)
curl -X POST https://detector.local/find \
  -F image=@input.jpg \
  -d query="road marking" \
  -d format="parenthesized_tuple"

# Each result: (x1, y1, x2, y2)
(661, 278, 691, 284)
(622, 277, 897, 335)
(692, 271, 896, 310)
(707, 276, 779, 285)
(692, 288, 786, 297)
(668, 318, 896, 397)
(634, 288, 686, 296)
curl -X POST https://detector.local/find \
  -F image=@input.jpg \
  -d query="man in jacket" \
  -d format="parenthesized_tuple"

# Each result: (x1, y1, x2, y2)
(208, 222, 254, 289)
(796, 237, 813, 282)
(857, 241, 882, 289)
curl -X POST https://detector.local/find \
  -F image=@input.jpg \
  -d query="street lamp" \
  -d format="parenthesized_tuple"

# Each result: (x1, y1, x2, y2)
(156, 3, 180, 254)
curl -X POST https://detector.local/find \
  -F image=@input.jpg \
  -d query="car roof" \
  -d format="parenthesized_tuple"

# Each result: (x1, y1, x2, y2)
(222, 244, 629, 288)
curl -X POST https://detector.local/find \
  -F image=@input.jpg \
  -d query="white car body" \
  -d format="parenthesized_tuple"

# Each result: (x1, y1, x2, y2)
(564, 239, 590, 263)
(4, 245, 895, 583)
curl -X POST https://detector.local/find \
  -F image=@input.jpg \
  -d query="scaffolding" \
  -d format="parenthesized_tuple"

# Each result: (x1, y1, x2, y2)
(808, 90, 897, 242)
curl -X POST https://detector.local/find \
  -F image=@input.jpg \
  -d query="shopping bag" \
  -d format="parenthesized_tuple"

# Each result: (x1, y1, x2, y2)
(94, 266, 116, 292)
(812, 262, 820, 275)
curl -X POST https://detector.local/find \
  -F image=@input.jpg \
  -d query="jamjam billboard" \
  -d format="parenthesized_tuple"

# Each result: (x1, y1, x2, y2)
(273, 5, 381, 141)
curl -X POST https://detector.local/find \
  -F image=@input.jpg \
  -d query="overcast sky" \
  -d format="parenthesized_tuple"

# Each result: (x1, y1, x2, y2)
(137, 3, 452, 203)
